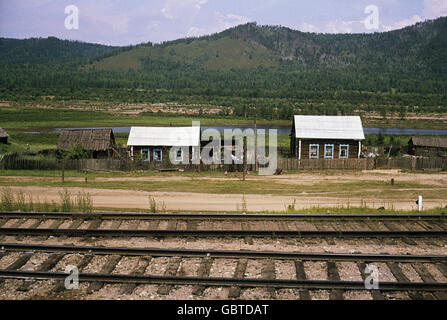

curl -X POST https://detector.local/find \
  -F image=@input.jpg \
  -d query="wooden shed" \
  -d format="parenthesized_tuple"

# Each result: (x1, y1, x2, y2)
(291, 116, 365, 159)
(57, 129, 116, 159)
(127, 127, 201, 163)
(408, 137, 447, 157)
(0, 128, 8, 144)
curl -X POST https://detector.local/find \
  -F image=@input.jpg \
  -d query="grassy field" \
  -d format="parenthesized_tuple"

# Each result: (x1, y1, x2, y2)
(0, 175, 444, 199)
(0, 106, 291, 131)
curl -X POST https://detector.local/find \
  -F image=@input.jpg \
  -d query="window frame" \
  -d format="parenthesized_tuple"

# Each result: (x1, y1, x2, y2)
(324, 144, 335, 159)
(153, 148, 163, 162)
(141, 148, 150, 161)
(309, 144, 319, 159)
(339, 144, 349, 159)
(174, 147, 184, 162)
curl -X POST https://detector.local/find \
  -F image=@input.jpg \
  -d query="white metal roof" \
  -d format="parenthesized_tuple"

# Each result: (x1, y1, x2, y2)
(293, 116, 365, 140)
(127, 127, 201, 147)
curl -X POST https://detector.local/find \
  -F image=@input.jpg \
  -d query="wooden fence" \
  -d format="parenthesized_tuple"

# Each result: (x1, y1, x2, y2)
(1, 155, 446, 172)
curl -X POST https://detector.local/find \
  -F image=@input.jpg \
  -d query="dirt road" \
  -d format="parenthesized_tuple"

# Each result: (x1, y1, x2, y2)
(6, 185, 446, 212)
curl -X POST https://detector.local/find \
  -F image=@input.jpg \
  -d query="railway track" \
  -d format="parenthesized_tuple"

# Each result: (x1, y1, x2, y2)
(1, 211, 447, 221)
(1, 227, 447, 238)
(1, 212, 447, 240)
(1, 243, 447, 300)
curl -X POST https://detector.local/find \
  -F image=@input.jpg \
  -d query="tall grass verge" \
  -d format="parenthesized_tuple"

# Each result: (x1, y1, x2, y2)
(0, 187, 93, 213)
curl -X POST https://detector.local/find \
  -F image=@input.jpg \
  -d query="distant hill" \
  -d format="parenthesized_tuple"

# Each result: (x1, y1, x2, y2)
(88, 17, 447, 77)
(0, 37, 119, 64)
(0, 17, 446, 106)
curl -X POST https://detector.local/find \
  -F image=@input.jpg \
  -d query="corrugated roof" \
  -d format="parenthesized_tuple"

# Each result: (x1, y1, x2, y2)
(127, 127, 201, 147)
(0, 127, 8, 138)
(293, 116, 365, 140)
(410, 137, 447, 148)
(58, 129, 115, 151)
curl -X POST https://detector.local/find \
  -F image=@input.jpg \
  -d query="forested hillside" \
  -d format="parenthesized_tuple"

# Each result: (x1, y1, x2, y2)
(0, 17, 446, 118)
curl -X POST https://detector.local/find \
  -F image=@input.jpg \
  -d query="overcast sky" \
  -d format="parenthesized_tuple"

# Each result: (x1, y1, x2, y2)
(1, 0, 446, 46)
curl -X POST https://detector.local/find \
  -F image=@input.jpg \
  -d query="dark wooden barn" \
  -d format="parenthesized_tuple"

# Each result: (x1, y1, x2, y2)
(291, 116, 365, 159)
(57, 129, 116, 159)
(408, 137, 447, 157)
(0, 128, 8, 144)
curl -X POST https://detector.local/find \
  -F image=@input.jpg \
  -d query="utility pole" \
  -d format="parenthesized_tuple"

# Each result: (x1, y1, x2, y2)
(61, 159, 65, 184)
(243, 136, 247, 181)
(254, 107, 258, 172)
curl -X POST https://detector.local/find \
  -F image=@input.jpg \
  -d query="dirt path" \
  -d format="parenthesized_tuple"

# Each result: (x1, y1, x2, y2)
(6, 186, 446, 212)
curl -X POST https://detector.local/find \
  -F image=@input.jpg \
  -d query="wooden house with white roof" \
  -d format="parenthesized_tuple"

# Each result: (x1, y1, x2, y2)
(291, 116, 365, 159)
(127, 126, 201, 163)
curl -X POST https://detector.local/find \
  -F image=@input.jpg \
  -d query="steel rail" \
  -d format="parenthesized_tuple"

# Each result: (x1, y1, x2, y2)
(1, 243, 446, 262)
(1, 269, 447, 291)
(0, 212, 446, 220)
(1, 228, 447, 238)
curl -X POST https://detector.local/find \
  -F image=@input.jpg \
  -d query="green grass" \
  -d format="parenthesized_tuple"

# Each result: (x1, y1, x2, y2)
(0, 176, 443, 199)
(0, 106, 290, 131)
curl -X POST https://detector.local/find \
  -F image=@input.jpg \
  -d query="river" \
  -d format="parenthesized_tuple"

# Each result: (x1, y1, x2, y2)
(51, 126, 447, 136)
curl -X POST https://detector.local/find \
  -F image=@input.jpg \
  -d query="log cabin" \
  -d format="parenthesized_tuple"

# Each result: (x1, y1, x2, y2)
(291, 116, 365, 159)
(408, 137, 447, 157)
(57, 129, 116, 159)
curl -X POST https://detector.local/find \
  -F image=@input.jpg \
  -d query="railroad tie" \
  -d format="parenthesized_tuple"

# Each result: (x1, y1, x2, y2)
(17, 253, 65, 292)
(87, 219, 103, 230)
(67, 219, 84, 230)
(120, 256, 152, 295)
(148, 220, 160, 230)
(356, 262, 384, 300)
(0, 219, 8, 228)
(228, 259, 248, 299)
(386, 262, 424, 300)
(402, 237, 417, 246)
(261, 259, 277, 299)
(110, 220, 122, 229)
(11, 219, 26, 228)
(0, 253, 34, 286)
(186, 221, 197, 231)
(28, 219, 44, 229)
(49, 219, 65, 229)
(294, 260, 311, 300)
(327, 261, 344, 300)
(411, 263, 442, 299)
(241, 222, 253, 245)
(434, 221, 447, 230)
(53, 254, 94, 292)
(192, 258, 213, 296)
(167, 220, 177, 230)
(87, 255, 122, 293)
(157, 257, 182, 296)
(314, 224, 335, 245)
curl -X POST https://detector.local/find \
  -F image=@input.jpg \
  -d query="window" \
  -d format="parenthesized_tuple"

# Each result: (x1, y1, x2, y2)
(339, 144, 349, 159)
(141, 148, 150, 161)
(175, 148, 183, 162)
(324, 144, 334, 159)
(153, 148, 162, 162)
(309, 144, 319, 159)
